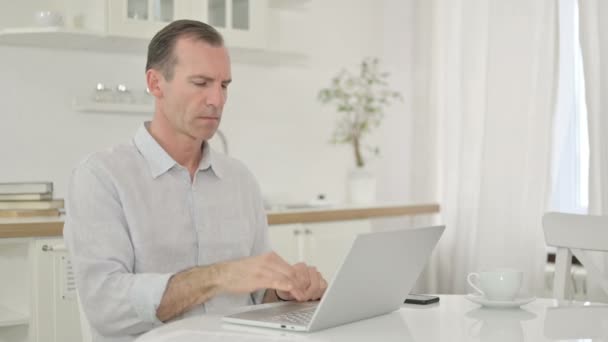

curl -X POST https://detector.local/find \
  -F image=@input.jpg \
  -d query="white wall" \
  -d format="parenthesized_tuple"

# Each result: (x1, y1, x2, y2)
(0, 0, 420, 206)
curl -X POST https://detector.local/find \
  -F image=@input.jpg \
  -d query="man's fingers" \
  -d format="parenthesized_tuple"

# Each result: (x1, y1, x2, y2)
(263, 253, 301, 288)
(260, 266, 306, 301)
(251, 254, 327, 302)
(264, 254, 312, 300)
(318, 275, 328, 299)
(275, 289, 295, 301)
(304, 267, 321, 301)
(294, 263, 312, 290)
(320, 277, 328, 292)
(256, 253, 310, 301)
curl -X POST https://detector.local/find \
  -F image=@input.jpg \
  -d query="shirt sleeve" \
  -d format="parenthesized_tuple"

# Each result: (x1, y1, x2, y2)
(63, 160, 173, 337)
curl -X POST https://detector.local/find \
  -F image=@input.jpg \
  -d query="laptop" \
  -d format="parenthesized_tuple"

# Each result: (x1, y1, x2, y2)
(223, 225, 445, 332)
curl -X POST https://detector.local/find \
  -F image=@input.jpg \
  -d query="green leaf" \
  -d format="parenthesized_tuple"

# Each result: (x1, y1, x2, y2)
(319, 57, 402, 150)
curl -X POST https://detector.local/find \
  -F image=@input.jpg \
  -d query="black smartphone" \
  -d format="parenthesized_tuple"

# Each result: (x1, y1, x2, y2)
(404, 294, 440, 305)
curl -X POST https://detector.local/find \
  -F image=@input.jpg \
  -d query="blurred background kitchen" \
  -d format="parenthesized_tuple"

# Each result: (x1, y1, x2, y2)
(2, 0, 607, 341)
(0, 0, 423, 206)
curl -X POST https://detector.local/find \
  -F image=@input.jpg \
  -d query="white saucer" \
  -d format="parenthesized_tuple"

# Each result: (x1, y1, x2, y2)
(465, 294, 536, 308)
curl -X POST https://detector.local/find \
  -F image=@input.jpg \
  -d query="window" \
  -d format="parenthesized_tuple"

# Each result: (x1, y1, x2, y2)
(549, 0, 589, 215)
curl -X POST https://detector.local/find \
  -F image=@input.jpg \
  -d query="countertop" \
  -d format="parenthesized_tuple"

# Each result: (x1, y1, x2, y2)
(0, 203, 439, 238)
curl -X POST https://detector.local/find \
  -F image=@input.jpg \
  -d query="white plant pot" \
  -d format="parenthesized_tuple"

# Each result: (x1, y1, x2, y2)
(347, 167, 376, 204)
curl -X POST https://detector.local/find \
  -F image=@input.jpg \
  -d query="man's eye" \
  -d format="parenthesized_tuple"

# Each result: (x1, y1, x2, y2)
(193, 82, 207, 87)
(221, 84, 229, 89)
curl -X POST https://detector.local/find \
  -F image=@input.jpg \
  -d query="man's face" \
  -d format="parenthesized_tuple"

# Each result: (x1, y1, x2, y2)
(158, 38, 232, 141)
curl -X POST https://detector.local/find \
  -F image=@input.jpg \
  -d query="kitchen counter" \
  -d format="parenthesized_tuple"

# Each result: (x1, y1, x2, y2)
(266, 203, 439, 225)
(0, 203, 440, 238)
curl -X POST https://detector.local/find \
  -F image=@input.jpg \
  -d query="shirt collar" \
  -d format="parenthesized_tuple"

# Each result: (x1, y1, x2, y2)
(133, 122, 224, 179)
(199, 140, 225, 179)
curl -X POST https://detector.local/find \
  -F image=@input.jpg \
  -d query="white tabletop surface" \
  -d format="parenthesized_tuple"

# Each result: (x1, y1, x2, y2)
(136, 295, 608, 342)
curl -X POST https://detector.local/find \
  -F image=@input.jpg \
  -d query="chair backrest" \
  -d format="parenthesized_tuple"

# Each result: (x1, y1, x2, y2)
(542, 212, 608, 300)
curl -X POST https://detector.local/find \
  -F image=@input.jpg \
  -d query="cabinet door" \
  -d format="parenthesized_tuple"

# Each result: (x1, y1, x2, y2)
(107, 0, 196, 38)
(0, 239, 29, 342)
(31, 239, 83, 342)
(267, 224, 303, 265)
(189, 0, 267, 49)
(303, 220, 372, 282)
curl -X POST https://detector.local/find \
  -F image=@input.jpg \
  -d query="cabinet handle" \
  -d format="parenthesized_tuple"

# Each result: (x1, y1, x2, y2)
(41, 244, 67, 252)
(293, 229, 301, 236)
(304, 229, 312, 235)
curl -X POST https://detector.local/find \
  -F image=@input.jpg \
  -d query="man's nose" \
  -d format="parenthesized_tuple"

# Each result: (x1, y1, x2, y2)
(206, 85, 225, 107)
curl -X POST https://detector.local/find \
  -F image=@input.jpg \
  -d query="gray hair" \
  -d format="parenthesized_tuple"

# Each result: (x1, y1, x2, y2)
(146, 20, 224, 80)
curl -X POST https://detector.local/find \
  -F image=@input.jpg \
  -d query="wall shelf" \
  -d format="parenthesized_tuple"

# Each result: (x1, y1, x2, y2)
(72, 98, 153, 114)
(0, 306, 28, 328)
(269, 0, 311, 10)
(0, 27, 148, 54)
(0, 27, 308, 65)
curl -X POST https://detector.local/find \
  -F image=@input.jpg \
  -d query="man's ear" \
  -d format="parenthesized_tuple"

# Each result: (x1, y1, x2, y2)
(146, 69, 164, 98)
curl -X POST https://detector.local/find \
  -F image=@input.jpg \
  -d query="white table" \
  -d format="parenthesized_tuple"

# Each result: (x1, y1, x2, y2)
(136, 295, 608, 342)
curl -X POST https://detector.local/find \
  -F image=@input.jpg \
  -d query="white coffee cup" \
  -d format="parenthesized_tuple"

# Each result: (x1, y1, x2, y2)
(467, 269, 523, 301)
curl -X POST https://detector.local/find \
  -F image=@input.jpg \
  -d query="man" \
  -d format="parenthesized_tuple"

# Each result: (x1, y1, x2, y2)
(64, 20, 327, 342)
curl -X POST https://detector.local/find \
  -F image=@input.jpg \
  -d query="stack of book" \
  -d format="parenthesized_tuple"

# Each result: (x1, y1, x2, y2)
(0, 182, 64, 218)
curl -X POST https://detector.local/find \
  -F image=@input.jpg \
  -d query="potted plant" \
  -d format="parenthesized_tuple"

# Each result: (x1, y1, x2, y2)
(318, 57, 402, 203)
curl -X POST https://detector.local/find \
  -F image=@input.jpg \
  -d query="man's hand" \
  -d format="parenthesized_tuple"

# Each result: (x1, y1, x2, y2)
(157, 252, 328, 322)
(217, 253, 327, 302)
(217, 252, 307, 301)
(276, 262, 328, 302)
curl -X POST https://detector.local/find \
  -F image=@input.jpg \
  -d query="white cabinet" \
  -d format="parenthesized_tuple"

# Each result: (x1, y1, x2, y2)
(268, 224, 301, 265)
(30, 239, 82, 342)
(106, 0, 267, 48)
(0, 238, 82, 342)
(0, 239, 29, 342)
(190, 0, 267, 49)
(0, 1, 307, 63)
(304, 221, 371, 282)
(107, 0, 196, 38)
(269, 220, 372, 282)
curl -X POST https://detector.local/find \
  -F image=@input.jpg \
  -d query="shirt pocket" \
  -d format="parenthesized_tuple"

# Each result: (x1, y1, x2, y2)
(197, 217, 253, 265)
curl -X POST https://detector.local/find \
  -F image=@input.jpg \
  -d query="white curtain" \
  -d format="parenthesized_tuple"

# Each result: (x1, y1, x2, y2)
(579, 1, 608, 216)
(417, 0, 559, 295)
(550, 0, 588, 215)
(578, 0, 608, 301)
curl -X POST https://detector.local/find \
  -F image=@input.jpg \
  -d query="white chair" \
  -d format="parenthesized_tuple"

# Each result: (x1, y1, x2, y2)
(542, 212, 608, 300)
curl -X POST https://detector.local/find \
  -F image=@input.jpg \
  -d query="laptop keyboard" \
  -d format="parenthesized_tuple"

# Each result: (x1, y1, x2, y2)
(267, 307, 316, 325)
